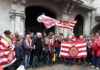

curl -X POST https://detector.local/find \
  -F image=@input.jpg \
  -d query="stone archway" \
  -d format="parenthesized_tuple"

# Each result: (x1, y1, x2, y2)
(73, 15, 84, 38)
(25, 6, 56, 34)
(91, 24, 100, 34)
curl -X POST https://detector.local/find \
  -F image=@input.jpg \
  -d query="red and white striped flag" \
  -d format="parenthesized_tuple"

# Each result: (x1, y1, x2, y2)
(37, 14, 59, 28)
(59, 41, 87, 58)
(37, 14, 77, 30)
(0, 36, 16, 68)
(56, 20, 77, 30)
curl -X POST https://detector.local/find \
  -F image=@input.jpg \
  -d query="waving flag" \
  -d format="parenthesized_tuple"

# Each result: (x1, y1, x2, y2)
(37, 14, 77, 30)
(0, 36, 16, 68)
(59, 41, 87, 58)
(65, 20, 77, 24)
(37, 14, 59, 28)
(56, 20, 77, 30)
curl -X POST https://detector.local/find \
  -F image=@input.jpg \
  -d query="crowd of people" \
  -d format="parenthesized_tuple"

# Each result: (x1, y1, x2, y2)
(0, 30, 100, 70)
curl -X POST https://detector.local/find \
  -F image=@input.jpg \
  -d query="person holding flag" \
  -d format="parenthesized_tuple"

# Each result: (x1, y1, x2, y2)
(0, 30, 16, 70)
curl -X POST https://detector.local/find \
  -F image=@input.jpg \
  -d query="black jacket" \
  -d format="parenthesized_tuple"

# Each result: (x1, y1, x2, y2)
(32, 37, 43, 55)
(15, 44, 24, 59)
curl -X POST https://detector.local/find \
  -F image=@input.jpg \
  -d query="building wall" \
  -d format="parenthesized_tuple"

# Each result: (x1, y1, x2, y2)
(26, 0, 63, 17)
(91, 0, 100, 34)
(59, 7, 91, 36)
(26, 0, 66, 35)
(26, 0, 92, 36)
(0, 0, 11, 34)
(10, 1, 25, 34)
(0, 0, 95, 36)
(71, 7, 91, 35)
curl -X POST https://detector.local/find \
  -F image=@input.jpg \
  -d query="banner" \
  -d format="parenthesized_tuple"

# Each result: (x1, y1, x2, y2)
(59, 41, 87, 58)
(0, 37, 16, 68)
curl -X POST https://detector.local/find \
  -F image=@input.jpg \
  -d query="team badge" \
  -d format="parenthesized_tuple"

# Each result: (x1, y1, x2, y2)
(69, 44, 78, 57)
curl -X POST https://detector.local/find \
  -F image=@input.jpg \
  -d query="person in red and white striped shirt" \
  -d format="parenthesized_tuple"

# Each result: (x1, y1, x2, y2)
(0, 30, 16, 70)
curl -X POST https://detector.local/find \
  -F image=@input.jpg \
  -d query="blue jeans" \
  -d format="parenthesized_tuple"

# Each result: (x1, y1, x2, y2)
(47, 51, 52, 65)
(96, 57, 100, 67)
(92, 55, 96, 67)
(24, 53, 31, 68)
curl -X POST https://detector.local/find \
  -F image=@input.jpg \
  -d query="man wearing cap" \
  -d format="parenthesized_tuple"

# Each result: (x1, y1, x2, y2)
(2, 30, 12, 47)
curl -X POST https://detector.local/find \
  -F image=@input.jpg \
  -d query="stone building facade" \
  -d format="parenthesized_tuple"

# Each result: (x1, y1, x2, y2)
(0, 0, 98, 37)
(91, 0, 100, 34)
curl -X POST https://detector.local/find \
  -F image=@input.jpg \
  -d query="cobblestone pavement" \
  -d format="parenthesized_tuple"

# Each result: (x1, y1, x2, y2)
(27, 64, 93, 70)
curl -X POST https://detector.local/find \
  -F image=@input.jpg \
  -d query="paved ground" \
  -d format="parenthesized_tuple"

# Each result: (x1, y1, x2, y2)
(27, 64, 93, 70)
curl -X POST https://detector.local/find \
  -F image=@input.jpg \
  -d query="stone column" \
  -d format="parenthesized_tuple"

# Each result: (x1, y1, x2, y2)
(10, 0, 26, 33)
(10, 12, 16, 33)
(60, 2, 74, 37)
(20, 15, 25, 33)
(14, 13, 25, 33)
(61, 14, 70, 37)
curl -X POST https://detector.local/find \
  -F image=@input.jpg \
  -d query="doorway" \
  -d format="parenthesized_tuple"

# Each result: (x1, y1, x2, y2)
(25, 6, 56, 34)
(92, 24, 100, 34)
(73, 15, 84, 38)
